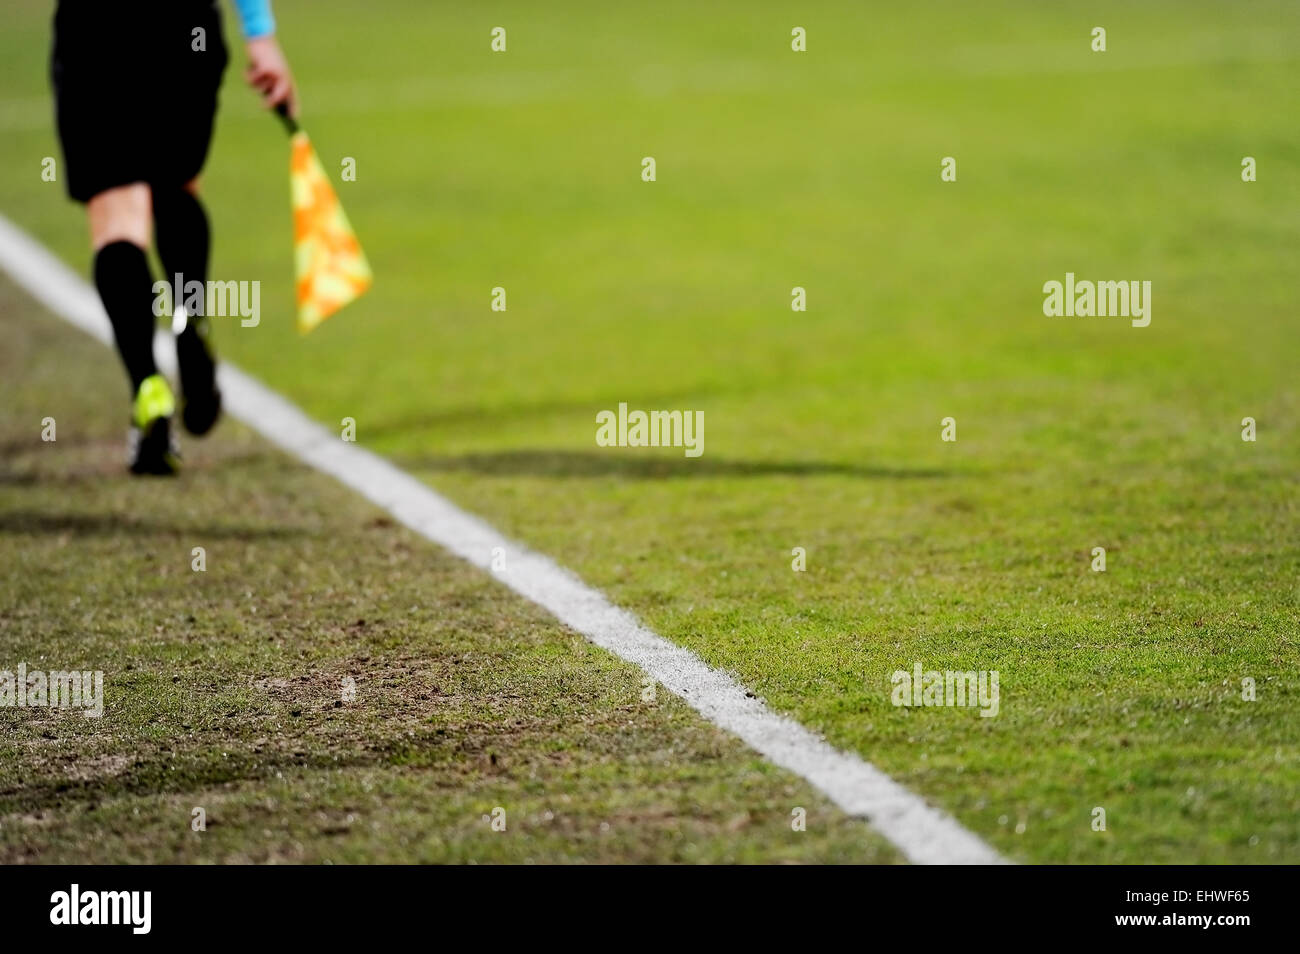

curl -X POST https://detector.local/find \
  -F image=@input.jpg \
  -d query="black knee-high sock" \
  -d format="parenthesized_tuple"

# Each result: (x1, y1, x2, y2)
(152, 188, 210, 304)
(93, 241, 158, 395)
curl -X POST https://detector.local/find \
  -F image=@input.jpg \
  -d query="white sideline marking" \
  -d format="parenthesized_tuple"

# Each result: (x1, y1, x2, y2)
(0, 213, 1005, 865)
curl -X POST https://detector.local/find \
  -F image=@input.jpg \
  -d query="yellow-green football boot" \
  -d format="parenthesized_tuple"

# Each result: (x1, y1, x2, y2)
(127, 373, 180, 476)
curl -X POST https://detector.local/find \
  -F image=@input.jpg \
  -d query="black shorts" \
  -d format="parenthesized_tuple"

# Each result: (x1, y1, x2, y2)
(51, 0, 229, 203)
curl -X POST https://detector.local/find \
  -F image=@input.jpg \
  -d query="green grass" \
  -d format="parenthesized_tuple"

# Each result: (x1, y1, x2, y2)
(1, 0, 1298, 863)
(0, 278, 893, 863)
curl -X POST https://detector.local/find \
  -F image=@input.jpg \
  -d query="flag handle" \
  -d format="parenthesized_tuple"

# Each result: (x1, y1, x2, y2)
(274, 101, 300, 136)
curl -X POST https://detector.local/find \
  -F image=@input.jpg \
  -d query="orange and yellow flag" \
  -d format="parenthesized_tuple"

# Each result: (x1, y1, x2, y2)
(289, 131, 372, 333)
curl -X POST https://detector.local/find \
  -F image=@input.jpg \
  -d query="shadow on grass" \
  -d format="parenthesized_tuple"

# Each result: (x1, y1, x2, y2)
(360, 385, 727, 443)
(394, 449, 952, 480)
(0, 509, 309, 541)
(0, 724, 499, 821)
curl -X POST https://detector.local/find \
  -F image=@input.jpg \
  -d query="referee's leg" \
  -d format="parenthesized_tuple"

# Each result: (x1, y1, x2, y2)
(87, 183, 158, 397)
(154, 176, 222, 436)
(86, 182, 179, 474)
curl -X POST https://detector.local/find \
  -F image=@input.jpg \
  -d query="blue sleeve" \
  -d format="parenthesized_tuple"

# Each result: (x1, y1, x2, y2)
(231, 0, 276, 39)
